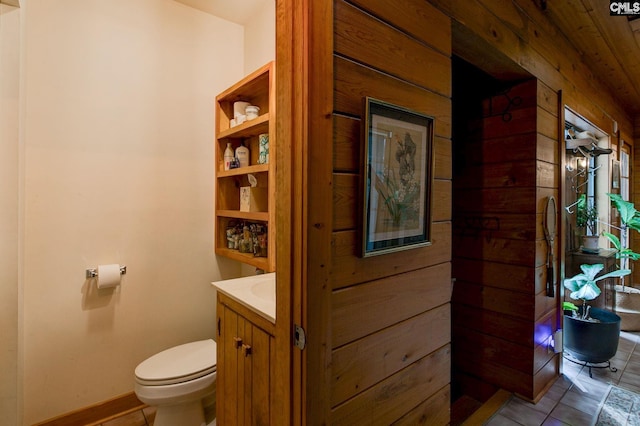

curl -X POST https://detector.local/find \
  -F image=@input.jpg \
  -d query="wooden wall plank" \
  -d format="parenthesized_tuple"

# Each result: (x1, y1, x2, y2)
(532, 356, 560, 402)
(452, 303, 534, 347)
(453, 326, 534, 373)
(333, 115, 360, 173)
(532, 311, 557, 372)
(537, 106, 559, 140)
(454, 160, 537, 189)
(537, 133, 558, 164)
(453, 257, 537, 293)
(332, 173, 358, 231)
(453, 212, 542, 241)
(332, 263, 451, 347)
(453, 234, 539, 266)
(453, 349, 532, 397)
(454, 187, 537, 213)
(331, 222, 452, 287)
(452, 281, 535, 320)
(453, 370, 499, 403)
(335, 0, 451, 97)
(391, 386, 450, 426)
(347, 0, 451, 54)
(334, 56, 452, 138)
(331, 304, 450, 406)
(536, 160, 556, 189)
(330, 346, 450, 425)
(463, 134, 536, 164)
(537, 81, 559, 117)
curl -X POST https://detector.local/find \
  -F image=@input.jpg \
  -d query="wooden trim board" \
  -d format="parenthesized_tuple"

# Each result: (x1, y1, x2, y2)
(462, 389, 511, 426)
(32, 392, 145, 426)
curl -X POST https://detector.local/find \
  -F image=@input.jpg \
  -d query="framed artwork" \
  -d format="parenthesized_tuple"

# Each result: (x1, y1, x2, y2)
(361, 97, 434, 257)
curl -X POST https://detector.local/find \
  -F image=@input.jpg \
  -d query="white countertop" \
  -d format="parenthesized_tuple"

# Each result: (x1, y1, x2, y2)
(211, 272, 275, 323)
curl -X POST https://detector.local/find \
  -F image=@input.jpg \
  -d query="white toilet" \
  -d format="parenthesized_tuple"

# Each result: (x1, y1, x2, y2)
(134, 339, 217, 426)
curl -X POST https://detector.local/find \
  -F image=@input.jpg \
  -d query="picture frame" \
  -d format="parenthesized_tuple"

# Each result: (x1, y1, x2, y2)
(361, 97, 434, 257)
(612, 159, 621, 189)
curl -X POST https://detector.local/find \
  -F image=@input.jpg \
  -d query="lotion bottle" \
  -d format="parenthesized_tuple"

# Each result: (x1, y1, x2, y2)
(235, 141, 250, 168)
(223, 142, 234, 171)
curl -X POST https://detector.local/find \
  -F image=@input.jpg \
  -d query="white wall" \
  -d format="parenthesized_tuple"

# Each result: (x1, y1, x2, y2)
(20, 0, 245, 423)
(0, 4, 20, 425)
(244, 0, 275, 75)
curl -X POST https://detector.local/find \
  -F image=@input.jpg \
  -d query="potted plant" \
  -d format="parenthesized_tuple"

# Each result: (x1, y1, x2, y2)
(603, 193, 640, 331)
(563, 264, 630, 370)
(576, 194, 599, 252)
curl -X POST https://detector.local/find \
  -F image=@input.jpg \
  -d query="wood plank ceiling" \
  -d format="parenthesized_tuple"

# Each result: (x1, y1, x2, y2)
(541, 0, 640, 115)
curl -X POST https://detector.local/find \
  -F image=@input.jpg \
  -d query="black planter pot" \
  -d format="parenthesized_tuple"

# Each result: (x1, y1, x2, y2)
(563, 306, 621, 363)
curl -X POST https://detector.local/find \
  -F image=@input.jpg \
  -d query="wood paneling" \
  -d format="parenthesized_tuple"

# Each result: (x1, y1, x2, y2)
(331, 304, 450, 405)
(284, 0, 636, 421)
(327, 0, 453, 422)
(331, 222, 452, 288)
(330, 346, 450, 425)
(452, 78, 560, 401)
(334, 56, 451, 138)
(335, 0, 451, 97)
(346, 0, 451, 55)
(453, 303, 534, 347)
(391, 386, 450, 426)
(332, 263, 451, 347)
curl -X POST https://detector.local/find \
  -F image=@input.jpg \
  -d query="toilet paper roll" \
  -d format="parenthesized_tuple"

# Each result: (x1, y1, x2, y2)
(97, 264, 121, 289)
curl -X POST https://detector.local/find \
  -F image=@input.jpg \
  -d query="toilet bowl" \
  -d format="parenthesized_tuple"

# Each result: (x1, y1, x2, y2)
(134, 339, 217, 426)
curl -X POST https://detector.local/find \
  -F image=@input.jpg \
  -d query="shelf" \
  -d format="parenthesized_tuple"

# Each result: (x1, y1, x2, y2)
(218, 114, 270, 140)
(217, 210, 269, 221)
(217, 164, 269, 178)
(215, 247, 270, 270)
(214, 61, 275, 272)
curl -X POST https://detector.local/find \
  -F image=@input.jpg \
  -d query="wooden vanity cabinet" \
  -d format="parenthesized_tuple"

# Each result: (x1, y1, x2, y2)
(216, 292, 276, 425)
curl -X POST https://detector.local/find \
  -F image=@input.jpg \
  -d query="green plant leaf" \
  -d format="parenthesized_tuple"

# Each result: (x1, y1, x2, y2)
(617, 249, 640, 260)
(571, 281, 601, 300)
(563, 274, 588, 292)
(603, 231, 622, 251)
(593, 268, 631, 282)
(609, 193, 640, 227)
(579, 263, 605, 280)
(563, 301, 579, 311)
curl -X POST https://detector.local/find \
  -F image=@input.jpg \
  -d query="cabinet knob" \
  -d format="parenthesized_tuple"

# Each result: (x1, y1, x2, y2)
(242, 344, 252, 357)
(233, 337, 243, 348)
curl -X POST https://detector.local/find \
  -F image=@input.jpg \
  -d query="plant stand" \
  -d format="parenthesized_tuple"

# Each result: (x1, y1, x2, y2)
(562, 351, 617, 378)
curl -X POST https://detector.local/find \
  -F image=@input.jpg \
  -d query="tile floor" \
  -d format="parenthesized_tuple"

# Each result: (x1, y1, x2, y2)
(100, 332, 640, 426)
(486, 330, 640, 426)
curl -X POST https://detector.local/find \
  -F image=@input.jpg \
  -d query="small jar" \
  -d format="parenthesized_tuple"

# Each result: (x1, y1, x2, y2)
(245, 105, 260, 120)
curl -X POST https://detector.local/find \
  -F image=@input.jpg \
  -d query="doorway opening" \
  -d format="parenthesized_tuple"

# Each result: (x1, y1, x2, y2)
(451, 53, 561, 418)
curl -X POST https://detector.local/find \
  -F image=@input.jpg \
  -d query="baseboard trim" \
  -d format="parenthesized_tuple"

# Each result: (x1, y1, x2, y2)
(462, 389, 511, 426)
(32, 392, 145, 426)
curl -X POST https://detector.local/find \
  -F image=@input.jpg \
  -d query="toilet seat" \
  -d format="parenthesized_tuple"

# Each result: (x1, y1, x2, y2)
(135, 339, 217, 386)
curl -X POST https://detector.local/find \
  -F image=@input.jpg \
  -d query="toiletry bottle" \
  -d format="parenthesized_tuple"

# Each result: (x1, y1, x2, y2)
(223, 142, 234, 171)
(235, 141, 250, 168)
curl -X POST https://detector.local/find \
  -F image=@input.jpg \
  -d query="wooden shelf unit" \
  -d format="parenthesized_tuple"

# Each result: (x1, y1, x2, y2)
(214, 62, 275, 272)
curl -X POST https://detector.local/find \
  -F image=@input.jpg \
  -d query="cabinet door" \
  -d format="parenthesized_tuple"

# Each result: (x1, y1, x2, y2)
(218, 302, 273, 425)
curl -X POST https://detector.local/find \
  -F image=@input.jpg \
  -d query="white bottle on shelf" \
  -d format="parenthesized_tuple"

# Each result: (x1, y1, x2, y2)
(223, 142, 234, 171)
(235, 141, 250, 168)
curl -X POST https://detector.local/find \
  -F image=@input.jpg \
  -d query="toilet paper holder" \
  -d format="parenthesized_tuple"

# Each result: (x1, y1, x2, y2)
(86, 265, 127, 279)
